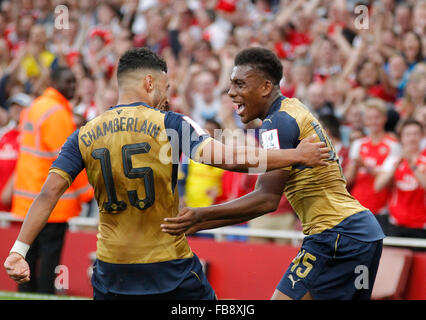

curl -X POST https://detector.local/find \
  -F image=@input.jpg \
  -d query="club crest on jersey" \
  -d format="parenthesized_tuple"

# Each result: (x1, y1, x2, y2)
(261, 129, 280, 150)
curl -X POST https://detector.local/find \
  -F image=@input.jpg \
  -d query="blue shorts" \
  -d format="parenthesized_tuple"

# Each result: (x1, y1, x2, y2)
(277, 231, 383, 300)
(92, 254, 216, 300)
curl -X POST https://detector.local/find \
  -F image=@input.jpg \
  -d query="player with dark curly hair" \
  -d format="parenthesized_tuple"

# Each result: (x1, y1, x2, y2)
(163, 47, 385, 300)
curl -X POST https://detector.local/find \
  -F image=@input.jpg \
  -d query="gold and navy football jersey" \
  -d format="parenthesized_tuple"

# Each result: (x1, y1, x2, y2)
(260, 97, 384, 240)
(50, 102, 212, 265)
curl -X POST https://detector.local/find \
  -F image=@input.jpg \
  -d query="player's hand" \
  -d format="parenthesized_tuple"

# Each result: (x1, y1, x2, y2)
(296, 134, 329, 166)
(161, 207, 201, 236)
(4, 252, 30, 284)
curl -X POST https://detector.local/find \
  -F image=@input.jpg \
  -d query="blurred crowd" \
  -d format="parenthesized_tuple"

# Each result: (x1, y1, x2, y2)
(0, 0, 425, 242)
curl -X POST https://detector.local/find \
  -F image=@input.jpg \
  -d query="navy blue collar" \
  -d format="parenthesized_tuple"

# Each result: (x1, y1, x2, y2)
(265, 95, 285, 118)
(110, 101, 154, 110)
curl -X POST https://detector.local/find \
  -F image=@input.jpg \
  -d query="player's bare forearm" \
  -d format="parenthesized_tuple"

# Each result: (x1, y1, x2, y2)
(200, 190, 279, 222)
(162, 190, 278, 236)
(4, 173, 68, 285)
(200, 134, 329, 172)
(15, 172, 69, 245)
(162, 170, 289, 236)
(187, 213, 264, 235)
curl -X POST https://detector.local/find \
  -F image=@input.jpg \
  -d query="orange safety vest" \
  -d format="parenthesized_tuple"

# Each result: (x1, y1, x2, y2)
(12, 87, 94, 223)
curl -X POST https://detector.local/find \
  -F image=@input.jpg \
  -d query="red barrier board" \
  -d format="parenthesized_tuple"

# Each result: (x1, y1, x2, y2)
(0, 224, 425, 299)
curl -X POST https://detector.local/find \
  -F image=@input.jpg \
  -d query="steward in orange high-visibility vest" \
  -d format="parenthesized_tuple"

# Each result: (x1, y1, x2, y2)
(12, 85, 93, 223)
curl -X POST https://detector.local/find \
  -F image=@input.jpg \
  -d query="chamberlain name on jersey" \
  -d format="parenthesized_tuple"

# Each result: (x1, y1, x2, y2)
(79, 116, 162, 148)
(50, 102, 212, 265)
(260, 96, 384, 242)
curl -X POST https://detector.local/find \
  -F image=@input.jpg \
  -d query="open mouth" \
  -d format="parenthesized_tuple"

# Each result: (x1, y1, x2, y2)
(235, 104, 246, 116)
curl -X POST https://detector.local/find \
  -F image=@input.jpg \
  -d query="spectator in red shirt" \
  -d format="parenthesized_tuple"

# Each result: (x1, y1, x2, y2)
(375, 119, 426, 240)
(354, 57, 396, 103)
(0, 93, 32, 211)
(345, 98, 401, 232)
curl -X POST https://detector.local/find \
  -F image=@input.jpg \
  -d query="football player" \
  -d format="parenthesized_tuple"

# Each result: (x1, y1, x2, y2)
(162, 47, 385, 300)
(4, 47, 329, 300)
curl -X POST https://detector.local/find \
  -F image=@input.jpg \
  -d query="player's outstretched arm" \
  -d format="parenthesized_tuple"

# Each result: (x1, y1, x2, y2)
(3, 172, 69, 284)
(197, 134, 328, 173)
(162, 169, 288, 236)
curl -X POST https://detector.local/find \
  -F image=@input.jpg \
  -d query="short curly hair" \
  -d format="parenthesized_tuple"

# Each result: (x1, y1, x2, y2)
(117, 47, 167, 80)
(234, 47, 283, 86)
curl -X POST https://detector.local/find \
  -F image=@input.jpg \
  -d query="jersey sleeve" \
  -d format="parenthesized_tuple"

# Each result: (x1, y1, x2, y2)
(164, 111, 213, 162)
(260, 112, 300, 170)
(49, 129, 84, 186)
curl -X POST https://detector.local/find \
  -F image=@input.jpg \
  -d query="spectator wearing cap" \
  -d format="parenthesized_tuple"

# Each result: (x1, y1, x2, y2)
(0, 93, 32, 212)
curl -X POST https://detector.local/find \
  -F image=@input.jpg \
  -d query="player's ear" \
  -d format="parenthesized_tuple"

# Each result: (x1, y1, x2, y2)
(143, 74, 154, 93)
(261, 80, 274, 97)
